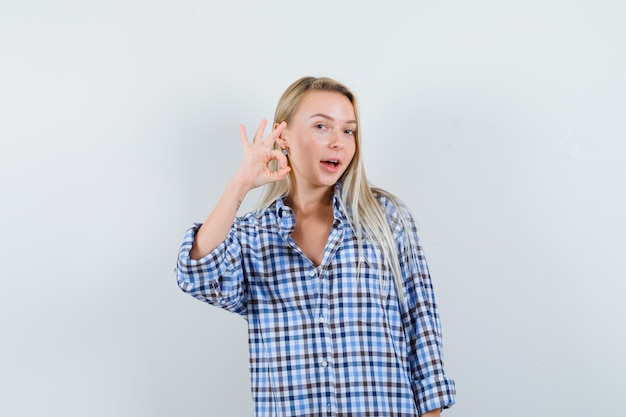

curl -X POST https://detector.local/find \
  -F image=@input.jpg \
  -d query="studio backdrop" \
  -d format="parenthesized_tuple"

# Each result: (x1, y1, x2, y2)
(1, 1, 625, 416)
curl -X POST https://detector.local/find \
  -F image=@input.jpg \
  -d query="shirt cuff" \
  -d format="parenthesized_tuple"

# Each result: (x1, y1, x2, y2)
(413, 375, 456, 414)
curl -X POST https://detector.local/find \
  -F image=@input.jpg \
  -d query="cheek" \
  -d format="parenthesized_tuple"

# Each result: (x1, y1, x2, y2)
(347, 142, 357, 161)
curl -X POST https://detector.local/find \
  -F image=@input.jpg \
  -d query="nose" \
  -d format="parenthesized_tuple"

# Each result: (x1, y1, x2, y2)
(329, 130, 344, 149)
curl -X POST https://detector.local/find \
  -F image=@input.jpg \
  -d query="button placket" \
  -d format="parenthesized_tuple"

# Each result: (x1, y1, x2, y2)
(316, 266, 337, 416)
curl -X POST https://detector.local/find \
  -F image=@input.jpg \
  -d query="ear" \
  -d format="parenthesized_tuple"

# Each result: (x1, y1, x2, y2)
(274, 122, 288, 149)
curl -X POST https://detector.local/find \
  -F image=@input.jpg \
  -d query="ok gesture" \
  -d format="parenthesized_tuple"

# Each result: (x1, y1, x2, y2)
(235, 119, 291, 191)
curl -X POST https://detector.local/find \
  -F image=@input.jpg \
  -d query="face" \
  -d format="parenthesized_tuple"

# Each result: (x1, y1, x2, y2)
(279, 90, 357, 191)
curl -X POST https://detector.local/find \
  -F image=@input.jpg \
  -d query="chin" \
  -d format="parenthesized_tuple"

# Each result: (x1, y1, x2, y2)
(319, 176, 341, 187)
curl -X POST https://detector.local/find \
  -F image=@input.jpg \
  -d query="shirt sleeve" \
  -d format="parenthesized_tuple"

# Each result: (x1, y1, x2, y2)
(175, 222, 248, 317)
(392, 203, 456, 414)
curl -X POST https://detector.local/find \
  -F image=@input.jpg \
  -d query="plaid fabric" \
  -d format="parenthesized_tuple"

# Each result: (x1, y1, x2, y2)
(176, 188, 455, 416)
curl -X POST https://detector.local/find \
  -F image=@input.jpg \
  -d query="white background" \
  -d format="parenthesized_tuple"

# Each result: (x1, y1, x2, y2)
(1, 1, 625, 416)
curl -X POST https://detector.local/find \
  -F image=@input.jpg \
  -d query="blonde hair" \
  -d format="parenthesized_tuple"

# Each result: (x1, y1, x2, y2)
(257, 76, 410, 301)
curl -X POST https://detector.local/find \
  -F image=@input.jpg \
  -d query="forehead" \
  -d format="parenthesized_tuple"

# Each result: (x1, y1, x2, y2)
(296, 90, 356, 119)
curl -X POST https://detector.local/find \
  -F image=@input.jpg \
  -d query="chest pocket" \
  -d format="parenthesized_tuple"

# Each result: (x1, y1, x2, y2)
(326, 239, 393, 327)
(356, 238, 392, 298)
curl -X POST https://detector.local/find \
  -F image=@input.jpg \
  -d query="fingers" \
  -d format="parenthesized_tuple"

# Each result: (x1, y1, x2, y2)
(241, 119, 287, 147)
(268, 165, 291, 183)
(263, 121, 286, 148)
(273, 120, 287, 136)
(261, 148, 290, 184)
(268, 148, 289, 168)
(239, 124, 250, 148)
(252, 119, 268, 144)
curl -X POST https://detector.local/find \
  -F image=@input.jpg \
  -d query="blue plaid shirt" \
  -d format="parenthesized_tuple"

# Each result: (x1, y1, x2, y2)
(176, 188, 455, 416)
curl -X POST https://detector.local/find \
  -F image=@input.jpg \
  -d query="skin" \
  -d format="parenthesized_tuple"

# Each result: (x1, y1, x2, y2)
(189, 118, 290, 260)
(188, 90, 442, 417)
(190, 90, 356, 262)
(276, 90, 357, 265)
(277, 90, 357, 197)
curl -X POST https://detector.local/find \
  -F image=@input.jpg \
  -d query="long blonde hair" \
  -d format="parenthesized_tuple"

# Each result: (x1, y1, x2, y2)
(257, 76, 410, 301)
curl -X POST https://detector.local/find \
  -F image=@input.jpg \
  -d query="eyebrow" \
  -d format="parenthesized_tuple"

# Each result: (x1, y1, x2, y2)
(310, 113, 357, 124)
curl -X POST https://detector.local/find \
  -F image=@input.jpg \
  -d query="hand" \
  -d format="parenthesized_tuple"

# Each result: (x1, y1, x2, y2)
(234, 119, 291, 191)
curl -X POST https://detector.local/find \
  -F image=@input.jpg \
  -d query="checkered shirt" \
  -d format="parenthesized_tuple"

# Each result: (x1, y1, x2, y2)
(176, 189, 455, 416)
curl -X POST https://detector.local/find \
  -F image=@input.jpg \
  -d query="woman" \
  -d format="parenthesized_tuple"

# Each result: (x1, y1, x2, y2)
(176, 76, 456, 416)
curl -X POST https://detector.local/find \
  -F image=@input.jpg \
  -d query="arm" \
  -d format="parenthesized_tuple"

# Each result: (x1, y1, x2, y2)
(394, 204, 456, 414)
(189, 178, 250, 260)
(190, 120, 290, 259)
(176, 120, 290, 313)
(421, 409, 441, 417)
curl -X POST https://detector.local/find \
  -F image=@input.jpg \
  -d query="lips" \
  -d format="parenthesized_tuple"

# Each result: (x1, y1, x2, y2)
(320, 158, 342, 173)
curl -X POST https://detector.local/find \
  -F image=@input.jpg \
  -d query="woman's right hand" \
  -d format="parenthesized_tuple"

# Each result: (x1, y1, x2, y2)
(190, 120, 290, 260)
(234, 119, 291, 191)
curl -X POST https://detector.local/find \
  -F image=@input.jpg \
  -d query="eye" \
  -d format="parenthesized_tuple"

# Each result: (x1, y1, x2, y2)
(315, 123, 327, 130)
(344, 129, 355, 136)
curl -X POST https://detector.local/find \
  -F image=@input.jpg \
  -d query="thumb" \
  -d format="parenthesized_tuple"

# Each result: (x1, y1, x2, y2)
(268, 166, 291, 183)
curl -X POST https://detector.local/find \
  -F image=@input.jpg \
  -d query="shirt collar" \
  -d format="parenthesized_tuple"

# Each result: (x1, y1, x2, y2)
(274, 183, 344, 235)
(275, 197, 296, 236)
(331, 183, 344, 224)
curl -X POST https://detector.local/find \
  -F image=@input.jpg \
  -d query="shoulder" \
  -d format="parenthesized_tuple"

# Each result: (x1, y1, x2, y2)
(371, 188, 425, 259)
(233, 201, 280, 231)
(371, 187, 416, 232)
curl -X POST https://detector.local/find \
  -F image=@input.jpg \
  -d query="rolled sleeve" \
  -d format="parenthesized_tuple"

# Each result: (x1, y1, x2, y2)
(176, 223, 247, 316)
(391, 204, 456, 414)
(412, 375, 456, 415)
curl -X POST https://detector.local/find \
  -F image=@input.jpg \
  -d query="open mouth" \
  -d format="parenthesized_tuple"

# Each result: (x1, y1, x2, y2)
(322, 160, 339, 167)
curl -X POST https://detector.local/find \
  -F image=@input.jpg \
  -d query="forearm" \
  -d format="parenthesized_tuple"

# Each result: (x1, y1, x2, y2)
(421, 409, 441, 417)
(190, 178, 250, 260)
(189, 119, 289, 260)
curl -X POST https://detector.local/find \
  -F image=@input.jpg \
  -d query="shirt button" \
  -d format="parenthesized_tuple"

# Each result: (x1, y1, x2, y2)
(321, 360, 328, 367)
(318, 316, 325, 324)
(309, 270, 316, 277)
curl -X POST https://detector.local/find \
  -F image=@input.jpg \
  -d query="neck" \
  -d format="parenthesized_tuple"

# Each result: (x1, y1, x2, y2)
(286, 185, 333, 214)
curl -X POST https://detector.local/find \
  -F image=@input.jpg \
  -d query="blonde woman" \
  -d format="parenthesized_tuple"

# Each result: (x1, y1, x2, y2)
(176, 76, 456, 416)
